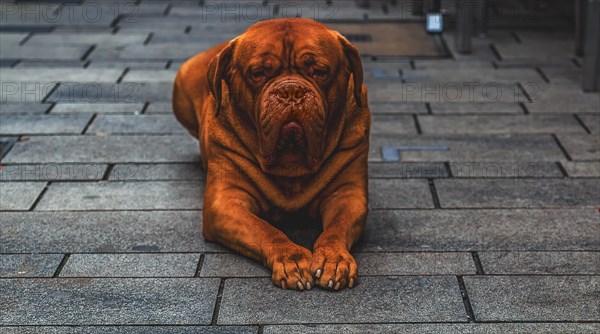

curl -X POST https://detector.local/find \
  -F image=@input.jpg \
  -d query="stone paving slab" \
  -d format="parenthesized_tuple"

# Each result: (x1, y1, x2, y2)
(0, 327, 257, 334)
(217, 276, 466, 324)
(0, 163, 107, 181)
(109, 163, 202, 181)
(263, 323, 600, 334)
(369, 102, 429, 115)
(0, 103, 51, 114)
(524, 85, 600, 114)
(435, 179, 600, 208)
(1, 81, 57, 103)
(199, 252, 475, 277)
(417, 115, 585, 134)
(429, 102, 524, 114)
(88, 60, 170, 69)
(479, 251, 600, 275)
(368, 179, 433, 209)
(46, 83, 173, 103)
(0, 69, 123, 83)
(370, 134, 564, 162)
(35, 181, 203, 211)
(562, 162, 600, 177)
(123, 70, 177, 83)
(356, 209, 600, 252)
(13, 60, 84, 68)
(0, 46, 89, 60)
(557, 134, 600, 161)
(0, 181, 46, 211)
(145, 101, 173, 114)
(2, 135, 199, 163)
(61, 253, 201, 277)
(400, 68, 542, 84)
(51, 103, 145, 114)
(465, 276, 600, 321)
(0, 254, 63, 278)
(449, 161, 563, 178)
(25, 32, 148, 46)
(370, 115, 417, 135)
(0, 210, 222, 253)
(0, 114, 92, 135)
(368, 162, 448, 178)
(87, 114, 185, 134)
(0, 278, 220, 325)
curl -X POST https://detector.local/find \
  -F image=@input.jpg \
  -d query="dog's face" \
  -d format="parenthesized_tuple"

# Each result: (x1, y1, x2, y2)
(207, 18, 363, 176)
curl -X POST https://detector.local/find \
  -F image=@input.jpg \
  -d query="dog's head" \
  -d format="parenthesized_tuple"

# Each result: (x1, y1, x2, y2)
(207, 18, 363, 176)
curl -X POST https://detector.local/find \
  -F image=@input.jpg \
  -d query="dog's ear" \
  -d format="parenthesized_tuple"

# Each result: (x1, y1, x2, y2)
(335, 33, 364, 108)
(207, 40, 236, 117)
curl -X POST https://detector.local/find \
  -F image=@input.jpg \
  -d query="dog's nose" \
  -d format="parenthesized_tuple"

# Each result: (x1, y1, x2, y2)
(272, 82, 309, 103)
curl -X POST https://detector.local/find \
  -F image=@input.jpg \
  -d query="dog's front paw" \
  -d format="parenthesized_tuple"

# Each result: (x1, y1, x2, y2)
(310, 246, 358, 290)
(268, 245, 314, 291)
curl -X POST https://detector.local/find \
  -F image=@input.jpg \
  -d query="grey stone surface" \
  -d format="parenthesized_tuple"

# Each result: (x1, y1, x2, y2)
(524, 85, 600, 114)
(368, 179, 434, 209)
(479, 251, 600, 275)
(1, 81, 57, 103)
(562, 162, 600, 177)
(2, 135, 199, 163)
(368, 162, 448, 178)
(0, 46, 88, 60)
(199, 254, 269, 278)
(0, 182, 46, 211)
(51, 103, 145, 114)
(0, 210, 223, 253)
(370, 134, 564, 162)
(87, 115, 185, 134)
(0, 327, 257, 334)
(123, 70, 177, 83)
(435, 179, 600, 208)
(263, 323, 600, 334)
(557, 134, 600, 160)
(61, 253, 201, 277)
(0, 254, 63, 277)
(218, 276, 466, 324)
(145, 102, 173, 114)
(418, 115, 585, 134)
(356, 209, 599, 252)
(0, 103, 51, 114)
(0, 278, 220, 325)
(371, 115, 417, 134)
(0, 69, 123, 83)
(465, 276, 600, 321)
(0, 164, 107, 181)
(109, 163, 203, 180)
(429, 102, 524, 114)
(35, 181, 203, 211)
(449, 161, 563, 178)
(368, 102, 427, 114)
(46, 83, 173, 103)
(0, 114, 92, 135)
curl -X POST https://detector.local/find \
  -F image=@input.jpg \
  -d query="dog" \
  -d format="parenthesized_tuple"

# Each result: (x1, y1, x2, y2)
(172, 18, 370, 291)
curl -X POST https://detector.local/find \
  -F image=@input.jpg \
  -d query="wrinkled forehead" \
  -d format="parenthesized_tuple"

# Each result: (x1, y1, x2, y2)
(234, 22, 343, 66)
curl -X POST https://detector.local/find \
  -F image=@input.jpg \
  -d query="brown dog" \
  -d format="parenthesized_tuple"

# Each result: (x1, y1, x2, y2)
(172, 18, 370, 291)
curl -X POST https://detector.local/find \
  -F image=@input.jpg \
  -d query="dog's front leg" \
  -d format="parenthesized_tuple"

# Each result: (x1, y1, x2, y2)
(203, 185, 314, 290)
(311, 185, 368, 290)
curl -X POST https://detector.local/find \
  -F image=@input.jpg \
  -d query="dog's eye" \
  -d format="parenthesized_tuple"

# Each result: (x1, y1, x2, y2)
(312, 68, 328, 80)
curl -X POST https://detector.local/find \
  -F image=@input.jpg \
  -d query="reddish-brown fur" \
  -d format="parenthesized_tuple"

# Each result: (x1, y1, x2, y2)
(173, 18, 370, 290)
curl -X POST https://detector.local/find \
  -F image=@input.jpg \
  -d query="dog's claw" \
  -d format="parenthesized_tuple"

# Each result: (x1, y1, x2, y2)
(349, 278, 354, 288)
(328, 280, 334, 288)
(315, 269, 321, 278)
(306, 281, 312, 290)
(334, 282, 341, 290)
(297, 281, 304, 290)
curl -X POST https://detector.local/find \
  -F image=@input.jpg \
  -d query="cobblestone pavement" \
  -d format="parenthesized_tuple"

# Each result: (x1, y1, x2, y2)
(1, 0, 599, 333)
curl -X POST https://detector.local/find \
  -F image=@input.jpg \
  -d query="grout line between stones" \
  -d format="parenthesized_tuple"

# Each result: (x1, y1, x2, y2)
(555, 161, 569, 177)
(211, 278, 226, 325)
(444, 162, 454, 178)
(53, 253, 70, 278)
(470, 251, 485, 275)
(116, 68, 130, 84)
(81, 114, 98, 135)
(102, 164, 115, 181)
(489, 44, 502, 61)
(194, 254, 205, 278)
(535, 67, 550, 83)
(427, 178, 441, 209)
(457, 276, 476, 322)
(552, 134, 572, 161)
(573, 114, 592, 134)
(41, 83, 60, 103)
(412, 114, 422, 134)
(518, 102, 530, 115)
(80, 45, 96, 62)
(28, 182, 50, 211)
